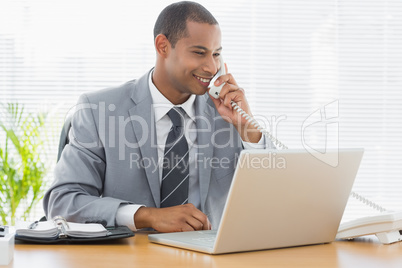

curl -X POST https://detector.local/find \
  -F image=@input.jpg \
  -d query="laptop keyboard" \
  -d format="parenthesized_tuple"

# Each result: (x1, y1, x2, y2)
(188, 231, 216, 247)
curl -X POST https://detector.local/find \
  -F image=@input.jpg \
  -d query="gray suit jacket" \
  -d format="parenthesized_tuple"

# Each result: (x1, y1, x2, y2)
(43, 70, 244, 229)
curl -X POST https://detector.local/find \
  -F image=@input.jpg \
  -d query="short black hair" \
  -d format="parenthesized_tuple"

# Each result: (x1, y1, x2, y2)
(153, 1, 218, 48)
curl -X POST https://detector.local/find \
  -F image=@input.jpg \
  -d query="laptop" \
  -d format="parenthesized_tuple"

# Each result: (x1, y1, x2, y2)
(148, 148, 364, 254)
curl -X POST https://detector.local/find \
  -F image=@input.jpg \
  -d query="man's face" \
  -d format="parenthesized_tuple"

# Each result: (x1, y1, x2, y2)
(165, 21, 222, 97)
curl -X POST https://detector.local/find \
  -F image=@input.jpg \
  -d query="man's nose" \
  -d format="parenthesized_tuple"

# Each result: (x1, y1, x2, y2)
(202, 56, 219, 76)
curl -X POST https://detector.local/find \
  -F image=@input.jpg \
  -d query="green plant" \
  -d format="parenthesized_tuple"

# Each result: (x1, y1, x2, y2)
(0, 103, 49, 225)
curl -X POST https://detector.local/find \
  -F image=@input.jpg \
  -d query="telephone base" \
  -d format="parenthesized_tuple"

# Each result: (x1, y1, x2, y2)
(375, 230, 402, 244)
(336, 211, 402, 244)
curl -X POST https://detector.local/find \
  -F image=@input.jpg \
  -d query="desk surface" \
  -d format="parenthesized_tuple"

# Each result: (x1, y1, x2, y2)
(7, 232, 402, 268)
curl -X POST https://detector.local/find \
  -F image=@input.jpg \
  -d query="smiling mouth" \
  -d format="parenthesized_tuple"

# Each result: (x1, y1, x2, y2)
(194, 75, 212, 84)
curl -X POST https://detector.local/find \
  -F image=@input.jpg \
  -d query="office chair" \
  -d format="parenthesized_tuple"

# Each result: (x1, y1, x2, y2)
(57, 114, 72, 162)
(39, 114, 73, 222)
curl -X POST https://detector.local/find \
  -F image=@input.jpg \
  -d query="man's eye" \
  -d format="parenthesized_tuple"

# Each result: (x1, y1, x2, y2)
(213, 53, 221, 57)
(194, 51, 205, 55)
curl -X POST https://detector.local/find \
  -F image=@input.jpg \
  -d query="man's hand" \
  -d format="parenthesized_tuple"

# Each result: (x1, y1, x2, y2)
(134, 203, 211, 233)
(208, 66, 262, 143)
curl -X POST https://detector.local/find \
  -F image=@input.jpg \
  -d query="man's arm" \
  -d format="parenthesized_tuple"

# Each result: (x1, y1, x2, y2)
(43, 94, 128, 226)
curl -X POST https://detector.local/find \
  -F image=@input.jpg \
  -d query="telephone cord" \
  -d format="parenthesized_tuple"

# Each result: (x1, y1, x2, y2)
(349, 191, 388, 212)
(230, 101, 288, 150)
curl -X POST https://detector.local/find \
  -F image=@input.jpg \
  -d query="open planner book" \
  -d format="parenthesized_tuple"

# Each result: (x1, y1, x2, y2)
(15, 216, 134, 243)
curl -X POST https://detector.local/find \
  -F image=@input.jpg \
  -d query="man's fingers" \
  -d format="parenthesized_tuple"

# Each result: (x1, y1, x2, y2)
(185, 217, 205, 231)
(203, 218, 212, 230)
(215, 72, 237, 87)
(223, 90, 245, 108)
(182, 205, 210, 231)
(191, 210, 211, 231)
(180, 224, 197, 232)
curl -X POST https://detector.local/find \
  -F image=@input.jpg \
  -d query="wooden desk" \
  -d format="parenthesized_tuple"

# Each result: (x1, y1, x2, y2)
(7, 232, 402, 268)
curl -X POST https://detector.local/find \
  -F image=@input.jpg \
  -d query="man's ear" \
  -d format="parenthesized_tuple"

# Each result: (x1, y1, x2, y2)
(155, 34, 170, 58)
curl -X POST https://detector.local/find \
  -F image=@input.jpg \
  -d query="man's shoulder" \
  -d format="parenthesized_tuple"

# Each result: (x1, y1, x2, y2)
(83, 80, 136, 102)
(78, 71, 151, 105)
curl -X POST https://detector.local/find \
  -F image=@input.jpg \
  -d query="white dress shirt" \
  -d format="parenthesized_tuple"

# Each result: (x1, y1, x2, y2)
(116, 71, 265, 231)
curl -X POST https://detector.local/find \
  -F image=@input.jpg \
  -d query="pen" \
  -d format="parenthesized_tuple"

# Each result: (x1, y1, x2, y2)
(28, 221, 39, 229)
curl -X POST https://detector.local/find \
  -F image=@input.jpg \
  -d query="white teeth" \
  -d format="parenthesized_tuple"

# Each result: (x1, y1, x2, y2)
(195, 76, 211, 83)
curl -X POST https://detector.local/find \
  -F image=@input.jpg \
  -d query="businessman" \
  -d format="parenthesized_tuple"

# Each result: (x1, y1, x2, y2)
(43, 1, 268, 233)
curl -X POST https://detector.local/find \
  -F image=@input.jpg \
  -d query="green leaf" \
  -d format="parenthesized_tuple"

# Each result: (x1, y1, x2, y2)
(0, 102, 51, 225)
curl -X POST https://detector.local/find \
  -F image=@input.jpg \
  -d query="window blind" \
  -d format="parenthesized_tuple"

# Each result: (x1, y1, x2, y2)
(1, 0, 401, 222)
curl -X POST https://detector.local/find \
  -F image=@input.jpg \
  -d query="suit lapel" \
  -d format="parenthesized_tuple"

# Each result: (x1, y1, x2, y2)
(127, 72, 218, 209)
(128, 70, 161, 207)
(195, 95, 217, 211)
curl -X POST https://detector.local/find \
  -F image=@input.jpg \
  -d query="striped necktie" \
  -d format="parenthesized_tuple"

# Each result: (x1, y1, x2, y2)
(160, 107, 189, 207)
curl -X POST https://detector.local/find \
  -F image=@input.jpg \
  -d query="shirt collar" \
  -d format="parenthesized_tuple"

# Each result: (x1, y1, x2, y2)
(148, 70, 196, 122)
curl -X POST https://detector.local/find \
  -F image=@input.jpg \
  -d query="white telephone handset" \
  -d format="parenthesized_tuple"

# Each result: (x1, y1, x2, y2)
(209, 56, 226, 99)
(208, 56, 287, 149)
